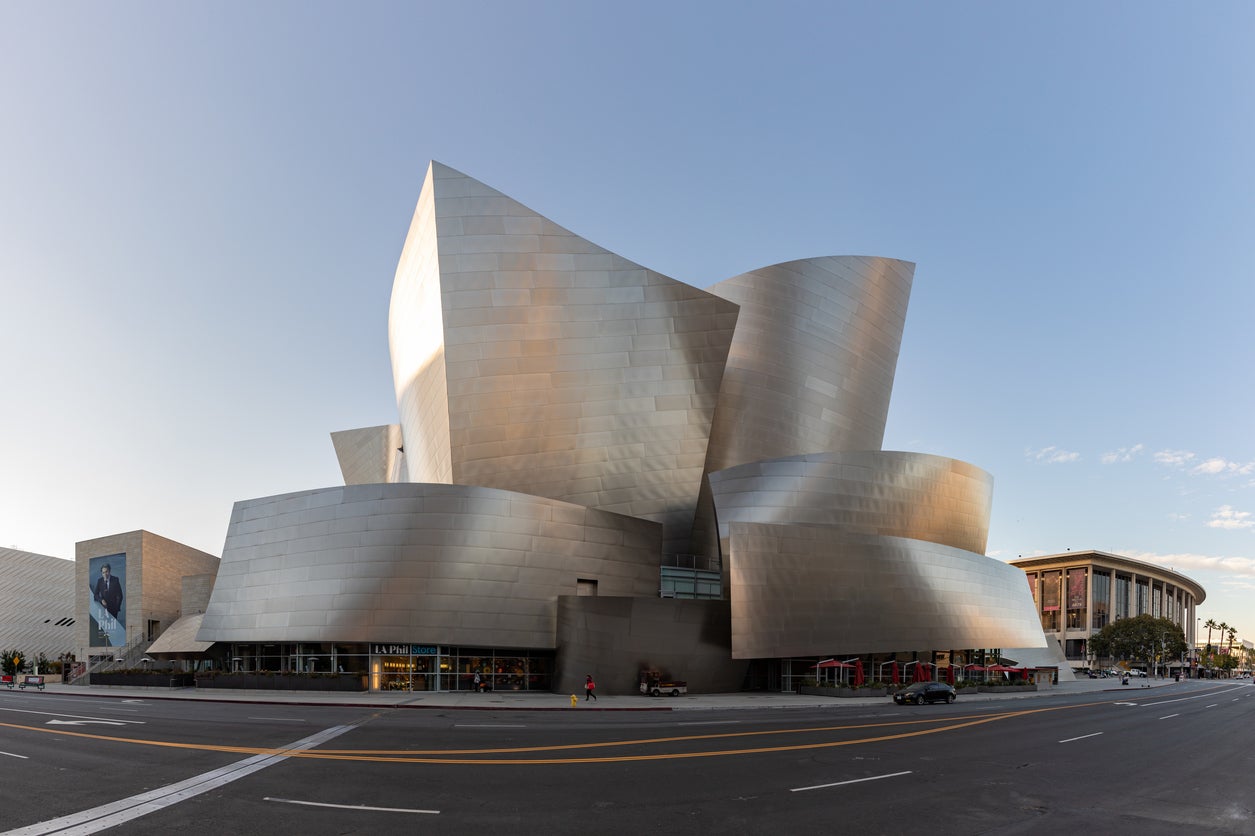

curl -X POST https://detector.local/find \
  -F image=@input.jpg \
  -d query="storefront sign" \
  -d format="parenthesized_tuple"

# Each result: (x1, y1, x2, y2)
(370, 644, 438, 655)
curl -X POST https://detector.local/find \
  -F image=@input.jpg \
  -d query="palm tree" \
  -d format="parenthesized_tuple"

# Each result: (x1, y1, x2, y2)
(1228, 627, 1238, 659)
(1205, 618, 1217, 653)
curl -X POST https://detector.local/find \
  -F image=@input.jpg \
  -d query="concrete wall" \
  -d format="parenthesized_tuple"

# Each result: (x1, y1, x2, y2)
(555, 596, 746, 695)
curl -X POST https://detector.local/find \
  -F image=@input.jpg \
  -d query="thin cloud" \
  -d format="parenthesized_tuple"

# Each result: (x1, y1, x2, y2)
(1027, 446, 1080, 464)
(1191, 458, 1255, 476)
(1154, 449, 1195, 468)
(1101, 444, 1145, 465)
(1125, 550, 1255, 579)
(1207, 506, 1254, 530)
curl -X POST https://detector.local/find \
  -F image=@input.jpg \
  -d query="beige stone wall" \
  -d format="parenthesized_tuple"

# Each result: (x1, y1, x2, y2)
(76, 531, 219, 657)
(181, 573, 216, 615)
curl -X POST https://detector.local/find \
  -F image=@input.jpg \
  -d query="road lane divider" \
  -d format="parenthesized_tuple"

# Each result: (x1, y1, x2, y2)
(2, 725, 357, 835)
(791, 771, 912, 792)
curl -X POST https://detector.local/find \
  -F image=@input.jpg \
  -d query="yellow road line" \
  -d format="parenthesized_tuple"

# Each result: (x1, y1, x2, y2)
(3, 689, 1227, 765)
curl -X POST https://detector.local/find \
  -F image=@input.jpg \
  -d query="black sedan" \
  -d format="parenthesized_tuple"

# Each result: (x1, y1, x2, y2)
(892, 681, 957, 705)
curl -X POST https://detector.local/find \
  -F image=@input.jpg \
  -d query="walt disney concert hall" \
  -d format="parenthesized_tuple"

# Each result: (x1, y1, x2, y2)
(191, 162, 1056, 694)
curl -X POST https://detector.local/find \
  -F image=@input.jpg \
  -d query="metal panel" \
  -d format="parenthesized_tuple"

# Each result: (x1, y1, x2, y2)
(387, 162, 739, 554)
(703, 256, 914, 473)
(198, 484, 662, 647)
(727, 523, 1047, 659)
(330, 425, 404, 485)
(709, 451, 994, 557)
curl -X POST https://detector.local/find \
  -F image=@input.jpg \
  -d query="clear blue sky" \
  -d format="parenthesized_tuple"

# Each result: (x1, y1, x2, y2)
(3, 3, 1253, 636)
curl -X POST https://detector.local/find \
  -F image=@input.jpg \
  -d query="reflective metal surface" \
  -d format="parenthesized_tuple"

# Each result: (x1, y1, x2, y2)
(702, 256, 914, 473)
(389, 162, 739, 553)
(198, 484, 662, 647)
(727, 525, 1047, 659)
(196, 161, 1065, 685)
(708, 451, 995, 556)
(331, 424, 404, 485)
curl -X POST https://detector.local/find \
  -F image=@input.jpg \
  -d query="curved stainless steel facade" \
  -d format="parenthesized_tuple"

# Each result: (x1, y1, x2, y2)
(198, 484, 661, 647)
(197, 161, 1059, 690)
(727, 525, 1047, 659)
(708, 451, 995, 556)
(389, 162, 739, 553)
(703, 256, 914, 472)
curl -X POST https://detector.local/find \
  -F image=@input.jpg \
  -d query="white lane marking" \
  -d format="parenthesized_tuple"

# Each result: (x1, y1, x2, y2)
(264, 797, 439, 815)
(678, 720, 742, 726)
(46, 720, 127, 727)
(2, 724, 355, 835)
(248, 717, 305, 722)
(1, 751, 30, 759)
(1206, 704, 1219, 708)
(791, 771, 912, 792)
(120, 700, 146, 704)
(1159, 714, 1180, 720)
(0, 706, 145, 725)
(1059, 732, 1103, 743)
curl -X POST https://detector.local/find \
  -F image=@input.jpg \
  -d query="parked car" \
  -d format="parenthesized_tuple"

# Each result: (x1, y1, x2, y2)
(892, 681, 957, 705)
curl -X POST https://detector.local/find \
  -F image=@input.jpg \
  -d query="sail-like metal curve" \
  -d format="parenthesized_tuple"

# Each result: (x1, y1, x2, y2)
(199, 161, 1062, 689)
(703, 256, 914, 472)
(708, 451, 995, 556)
(198, 484, 661, 647)
(389, 162, 739, 553)
(728, 525, 1046, 659)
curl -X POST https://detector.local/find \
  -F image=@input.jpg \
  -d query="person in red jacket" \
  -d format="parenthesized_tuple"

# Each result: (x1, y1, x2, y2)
(584, 674, 597, 701)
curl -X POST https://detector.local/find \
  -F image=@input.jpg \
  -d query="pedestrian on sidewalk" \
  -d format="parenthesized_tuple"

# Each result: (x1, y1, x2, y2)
(585, 674, 597, 701)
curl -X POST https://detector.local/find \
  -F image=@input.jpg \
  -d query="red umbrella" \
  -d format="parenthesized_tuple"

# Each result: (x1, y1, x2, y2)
(891, 662, 900, 684)
(853, 660, 865, 687)
(811, 660, 854, 669)
(913, 663, 929, 683)
(946, 665, 955, 685)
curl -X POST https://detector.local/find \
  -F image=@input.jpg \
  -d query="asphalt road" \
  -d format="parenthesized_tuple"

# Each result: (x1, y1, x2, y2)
(1, 680, 1253, 835)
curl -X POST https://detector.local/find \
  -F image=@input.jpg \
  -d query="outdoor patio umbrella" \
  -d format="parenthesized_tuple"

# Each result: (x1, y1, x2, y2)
(853, 660, 865, 687)
(946, 665, 955, 685)
(891, 662, 900, 684)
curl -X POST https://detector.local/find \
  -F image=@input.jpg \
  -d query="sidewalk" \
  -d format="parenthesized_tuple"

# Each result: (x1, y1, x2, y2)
(8, 675, 1189, 712)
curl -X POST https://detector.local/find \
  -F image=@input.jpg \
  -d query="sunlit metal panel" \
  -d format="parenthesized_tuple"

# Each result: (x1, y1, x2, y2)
(708, 451, 994, 557)
(198, 484, 662, 647)
(388, 162, 739, 553)
(727, 523, 1047, 659)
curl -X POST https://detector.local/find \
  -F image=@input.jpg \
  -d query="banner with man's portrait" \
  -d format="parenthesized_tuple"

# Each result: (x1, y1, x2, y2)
(89, 554, 127, 647)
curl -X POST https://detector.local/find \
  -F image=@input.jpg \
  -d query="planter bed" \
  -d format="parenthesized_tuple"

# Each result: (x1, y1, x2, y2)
(91, 673, 195, 688)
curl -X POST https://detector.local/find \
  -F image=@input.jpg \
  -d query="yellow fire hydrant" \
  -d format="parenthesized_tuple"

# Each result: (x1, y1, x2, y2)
(570, 694, 578, 707)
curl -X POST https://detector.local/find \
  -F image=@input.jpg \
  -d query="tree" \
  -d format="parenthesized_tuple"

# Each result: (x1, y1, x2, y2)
(1205, 618, 1218, 654)
(1, 650, 26, 676)
(1088, 614, 1187, 673)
